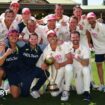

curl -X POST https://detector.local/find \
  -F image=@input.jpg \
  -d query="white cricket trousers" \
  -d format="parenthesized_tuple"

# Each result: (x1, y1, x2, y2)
(74, 66, 91, 94)
(63, 64, 73, 91)
(49, 64, 73, 95)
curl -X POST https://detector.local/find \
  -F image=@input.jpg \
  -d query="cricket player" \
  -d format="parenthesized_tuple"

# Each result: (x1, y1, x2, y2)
(87, 12, 105, 91)
(18, 7, 36, 33)
(0, 1, 22, 24)
(68, 31, 91, 101)
(21, 19, 42, 43)
(39, 4, 69, 26)
(37, 15, 59, 50)
(37, 30, 73, 101)
(0, 30, 49, 98)
(0, 9, 18, 42)
(73, 5, 91, 48)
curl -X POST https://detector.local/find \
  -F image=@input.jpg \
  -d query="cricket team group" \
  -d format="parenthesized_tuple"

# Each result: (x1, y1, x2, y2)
(0, 1, 105, 102)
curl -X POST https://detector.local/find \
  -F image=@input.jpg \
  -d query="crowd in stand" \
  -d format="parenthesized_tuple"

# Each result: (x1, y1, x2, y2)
(0, 1, 105, 102)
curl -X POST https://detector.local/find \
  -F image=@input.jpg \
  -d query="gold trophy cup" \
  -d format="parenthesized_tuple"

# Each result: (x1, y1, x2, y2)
(44, 54, 59, 91)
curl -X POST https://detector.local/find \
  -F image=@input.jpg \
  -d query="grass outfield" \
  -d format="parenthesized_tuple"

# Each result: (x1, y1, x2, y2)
(0, 61, 105, 105)
(0, 90, 105, 105)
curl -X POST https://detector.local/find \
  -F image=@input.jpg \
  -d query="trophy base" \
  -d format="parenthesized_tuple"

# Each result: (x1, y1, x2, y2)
(47, 84, 59, 91)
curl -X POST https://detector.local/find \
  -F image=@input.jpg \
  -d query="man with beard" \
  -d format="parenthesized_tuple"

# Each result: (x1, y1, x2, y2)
(68, 31, 91, 101)
(87, 12, 105, 91)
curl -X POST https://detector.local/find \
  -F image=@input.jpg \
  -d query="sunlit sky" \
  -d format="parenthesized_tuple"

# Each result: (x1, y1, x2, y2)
(75, 0, 103, 5)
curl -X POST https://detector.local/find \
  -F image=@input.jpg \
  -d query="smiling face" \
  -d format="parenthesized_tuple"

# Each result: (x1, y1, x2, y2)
(10, 3, 20, 14)
(48, 19, 56, 29)
(47, 33, 57, 44)
(70, 32, 80, 46)
(87, 17, 96, 26)
(69, 17, 78, 31)
(5, 11, 15, 25)
(54, 4, 64, 19)
(27, 20, 36, 33)
(29, 34, 38, 47)
(22, 13, 31, 21)
(73, 7, 82, 18)
(8, 32, 19, 44)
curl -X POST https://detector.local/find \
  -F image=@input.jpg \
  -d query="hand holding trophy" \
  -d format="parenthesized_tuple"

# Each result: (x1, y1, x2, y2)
(44, 54, 59, 91)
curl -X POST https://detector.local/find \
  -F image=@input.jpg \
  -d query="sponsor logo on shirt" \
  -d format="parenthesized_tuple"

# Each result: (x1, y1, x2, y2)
(23, 52, 39, 58)
(54, 54, 62, 62)
(6, 57, 18, 62)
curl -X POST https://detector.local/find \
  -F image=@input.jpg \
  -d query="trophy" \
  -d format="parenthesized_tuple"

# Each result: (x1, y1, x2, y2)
(44, 54, 59, 91)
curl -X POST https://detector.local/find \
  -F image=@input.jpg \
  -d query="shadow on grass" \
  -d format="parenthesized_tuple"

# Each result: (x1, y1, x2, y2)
(0, 90, 105, 105)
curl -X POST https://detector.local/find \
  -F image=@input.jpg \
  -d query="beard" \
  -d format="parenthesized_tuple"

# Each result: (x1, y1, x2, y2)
(72, 40, 79, 45)
(89, 20, 96, 26)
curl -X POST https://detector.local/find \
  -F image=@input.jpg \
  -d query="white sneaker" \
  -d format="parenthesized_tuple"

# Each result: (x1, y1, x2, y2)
(61, 91, 69, 101)
(90, 81, 99, 90)
(98, 85, 104, 91)
(30, 91, 40, 99)
(51, 91, 61, 97)
(103, 87, 105, 92)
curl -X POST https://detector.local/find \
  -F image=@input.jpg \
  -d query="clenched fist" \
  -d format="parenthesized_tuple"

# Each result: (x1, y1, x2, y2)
(5, 48, 14, 56)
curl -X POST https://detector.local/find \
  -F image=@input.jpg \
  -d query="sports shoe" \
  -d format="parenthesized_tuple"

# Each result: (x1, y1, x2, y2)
(0, 88, 7, 98)
(97, 85, 105, 91)
(70, 85, 76, 91)
(90, 81, 99, 90)
(103, 87, 105, 92)
(61, 91, 69, 101)
(83, 91, 91, 101)
(51, 91, 61, 97)
(30, 91, 40, 99)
